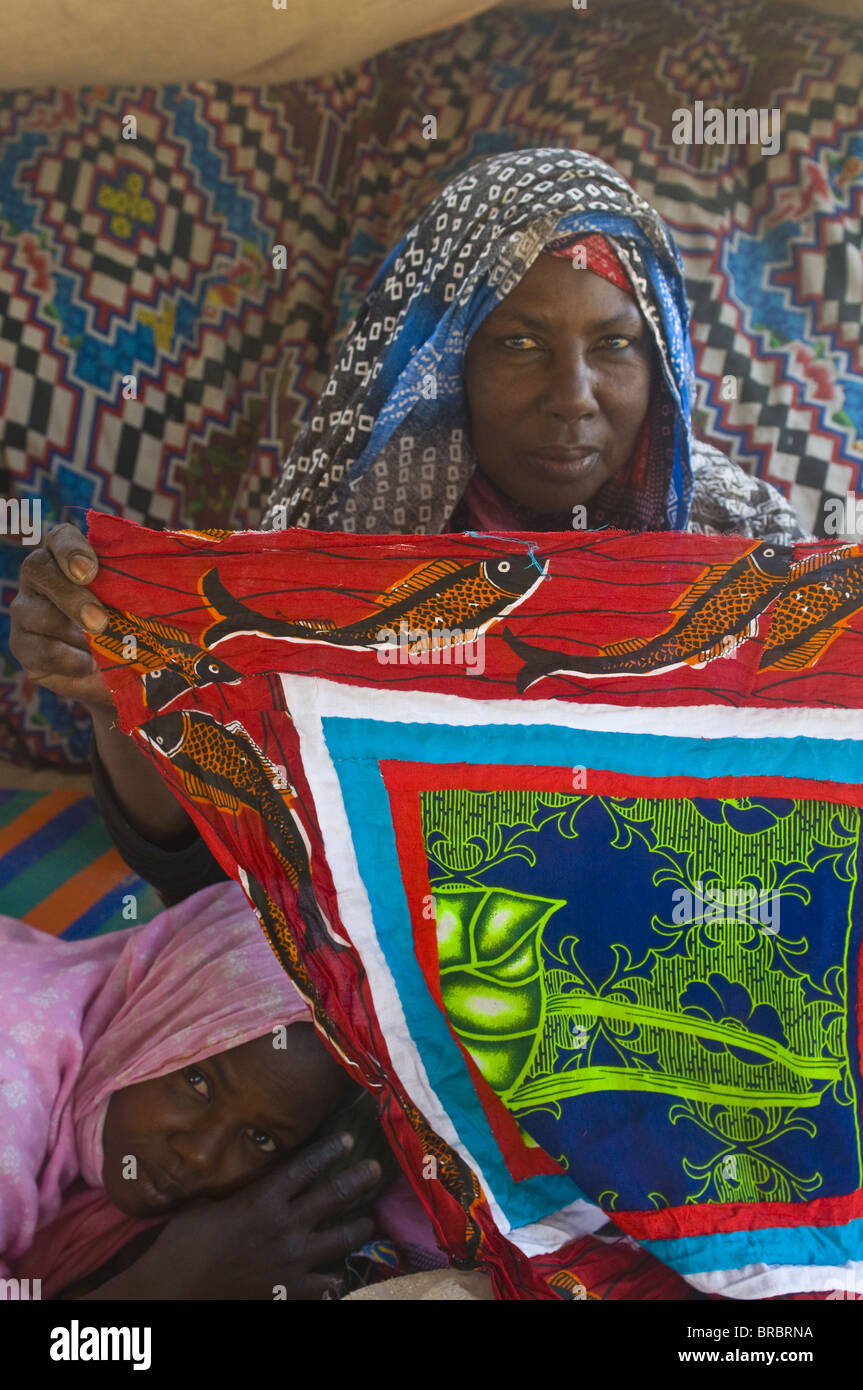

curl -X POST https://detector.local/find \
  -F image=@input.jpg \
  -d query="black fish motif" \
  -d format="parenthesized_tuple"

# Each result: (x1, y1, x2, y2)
(238, 868, 353, 1063)
(138, 709, 335, 952)
(91, 607, 241, 711)
(503, 542, 792, 692)
(759, 544, 863, 671)
(201, 554, 547, 654)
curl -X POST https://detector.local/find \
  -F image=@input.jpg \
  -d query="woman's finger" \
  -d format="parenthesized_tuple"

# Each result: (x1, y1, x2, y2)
(13, 590, 94, 651)
(12, 631, 98, 681)
(292, 1159, 382, 1231)
(16, 544, 106, 632)
(44, 522, 99, 585)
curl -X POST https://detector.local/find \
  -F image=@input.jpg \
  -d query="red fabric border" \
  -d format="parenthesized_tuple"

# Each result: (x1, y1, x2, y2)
(615, 1187, 863, 1240)
(381, 759, 863, 808)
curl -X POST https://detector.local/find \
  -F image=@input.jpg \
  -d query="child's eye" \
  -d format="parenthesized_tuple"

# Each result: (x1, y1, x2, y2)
(183, 1067, 209, 1098)
(248, 1129, 277, 1154)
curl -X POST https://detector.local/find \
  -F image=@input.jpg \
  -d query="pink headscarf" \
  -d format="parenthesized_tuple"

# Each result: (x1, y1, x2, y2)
(1, 879, 311, 1296)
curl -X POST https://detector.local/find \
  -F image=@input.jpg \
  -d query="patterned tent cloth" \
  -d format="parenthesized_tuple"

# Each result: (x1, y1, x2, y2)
(84, 512, 863, 1299)
(2, 0, 862, 766)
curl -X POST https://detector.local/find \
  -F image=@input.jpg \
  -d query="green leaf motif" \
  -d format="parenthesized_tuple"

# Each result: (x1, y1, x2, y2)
(434, 885, 564, 1101)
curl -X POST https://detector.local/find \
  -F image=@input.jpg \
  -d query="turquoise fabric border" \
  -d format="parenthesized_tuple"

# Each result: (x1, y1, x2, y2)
(643, 1216, 863, 1275)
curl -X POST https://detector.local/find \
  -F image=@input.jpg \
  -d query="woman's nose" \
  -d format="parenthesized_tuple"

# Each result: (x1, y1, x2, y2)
(542, 350, 598, 419)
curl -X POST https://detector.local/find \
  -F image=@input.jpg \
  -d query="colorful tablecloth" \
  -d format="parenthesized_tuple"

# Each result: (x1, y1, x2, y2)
(84, 513, 863, 1299)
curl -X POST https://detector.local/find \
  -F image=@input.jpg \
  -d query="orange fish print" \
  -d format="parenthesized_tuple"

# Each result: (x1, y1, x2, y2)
(200, 554, 547, 654)
(504, 542, 792, 692)
(90, 607, 241, 710)
(759, 543, 863, 671)
(164, 527, 237, 542)
(138, 709, 336, 952)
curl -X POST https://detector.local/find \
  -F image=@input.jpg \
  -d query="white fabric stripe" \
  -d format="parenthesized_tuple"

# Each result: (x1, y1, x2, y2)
(684, 1260, 863, 1300)
(283, 678, 855, 742)
(503, 1200, 614, 1256)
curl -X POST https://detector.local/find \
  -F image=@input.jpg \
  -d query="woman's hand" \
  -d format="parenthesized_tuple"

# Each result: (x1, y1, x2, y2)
(9, 522, 112, 709)
(88, 1134, 381, 1301)
(11, 520, 200, 846)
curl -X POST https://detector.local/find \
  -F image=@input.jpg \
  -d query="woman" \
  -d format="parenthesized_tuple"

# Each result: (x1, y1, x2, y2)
(260, 147, 806, 544)
(9, 146, 810, 904)
(1, 879, 385, 1299)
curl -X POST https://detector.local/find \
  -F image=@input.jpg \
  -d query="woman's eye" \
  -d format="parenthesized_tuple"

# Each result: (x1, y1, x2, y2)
(248, 1130, 277, 1154)
(184, 1067, 209, 1098)
(502, 335, 540, 350)
(597, 335, 633, 350)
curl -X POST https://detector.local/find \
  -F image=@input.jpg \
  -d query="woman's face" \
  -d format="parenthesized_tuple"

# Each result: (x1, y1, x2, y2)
(464, 253, 654, 514)
(101, 1025, 348, 1218)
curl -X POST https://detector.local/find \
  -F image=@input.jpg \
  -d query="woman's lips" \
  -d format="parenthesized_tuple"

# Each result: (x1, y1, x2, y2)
(523, 447, 601, 478)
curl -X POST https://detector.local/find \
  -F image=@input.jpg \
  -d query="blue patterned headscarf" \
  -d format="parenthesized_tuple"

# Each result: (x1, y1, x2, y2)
(262, 147, 699, 535)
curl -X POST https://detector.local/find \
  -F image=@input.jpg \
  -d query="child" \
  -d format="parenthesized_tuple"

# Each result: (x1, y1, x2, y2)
(1, 879, 386, 1299)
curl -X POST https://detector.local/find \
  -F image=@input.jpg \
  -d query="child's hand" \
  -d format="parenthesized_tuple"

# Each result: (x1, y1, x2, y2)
(118, 1132, 380, 1300)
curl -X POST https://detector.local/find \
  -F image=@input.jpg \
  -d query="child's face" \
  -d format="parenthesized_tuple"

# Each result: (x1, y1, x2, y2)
(101, 1024, 348, 1217)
